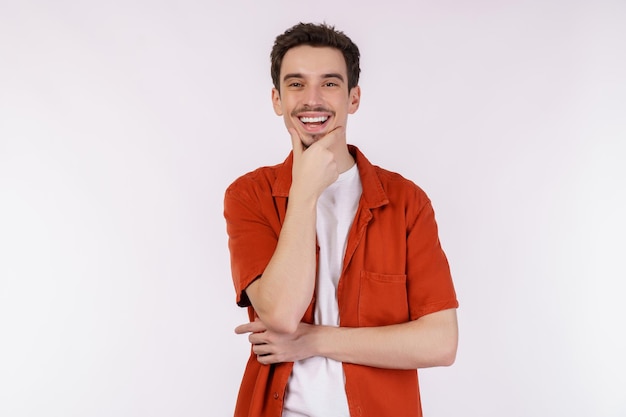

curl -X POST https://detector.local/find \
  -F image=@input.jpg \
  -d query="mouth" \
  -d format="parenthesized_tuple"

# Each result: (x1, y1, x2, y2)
(295, 113, 332, 134)
(299, 115, 329, 125)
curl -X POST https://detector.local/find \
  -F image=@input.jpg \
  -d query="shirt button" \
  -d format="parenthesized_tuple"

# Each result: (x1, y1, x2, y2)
(273, 392, 279, 400)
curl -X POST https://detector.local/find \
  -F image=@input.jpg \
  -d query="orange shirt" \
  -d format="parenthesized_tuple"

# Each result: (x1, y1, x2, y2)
(224, 145, 458, 417)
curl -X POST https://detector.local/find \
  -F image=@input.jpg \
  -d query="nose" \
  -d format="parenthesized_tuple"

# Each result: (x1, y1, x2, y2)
(303, 85, 323, 107)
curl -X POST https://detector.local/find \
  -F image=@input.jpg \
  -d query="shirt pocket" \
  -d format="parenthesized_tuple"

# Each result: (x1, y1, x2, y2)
(358, 270, 409, 326)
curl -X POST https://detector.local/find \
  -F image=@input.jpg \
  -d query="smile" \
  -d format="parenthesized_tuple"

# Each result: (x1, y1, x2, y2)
(299, 116, 329, 124)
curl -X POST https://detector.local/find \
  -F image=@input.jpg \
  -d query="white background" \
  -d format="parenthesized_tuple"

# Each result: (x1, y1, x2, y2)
(1, 1, 625, 416)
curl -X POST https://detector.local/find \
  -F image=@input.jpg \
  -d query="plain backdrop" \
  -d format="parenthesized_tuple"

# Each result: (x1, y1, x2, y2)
(1, 1, 625, 416)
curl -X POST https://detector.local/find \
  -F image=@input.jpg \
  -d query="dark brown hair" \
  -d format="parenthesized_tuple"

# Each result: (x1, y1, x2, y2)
(270, 22, 361, 92)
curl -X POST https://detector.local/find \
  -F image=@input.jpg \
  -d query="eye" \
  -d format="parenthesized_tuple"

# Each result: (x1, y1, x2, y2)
(324, 82, 339, 87)
(288, 82, 303, 88)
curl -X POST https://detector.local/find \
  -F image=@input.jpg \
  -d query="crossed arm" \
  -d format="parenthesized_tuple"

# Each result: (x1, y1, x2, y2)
(242, 128, 342, 335)
(233, 129, 458, 370)
(235, 308, 458, 370)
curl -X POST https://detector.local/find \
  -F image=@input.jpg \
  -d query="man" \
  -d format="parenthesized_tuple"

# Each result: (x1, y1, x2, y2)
(224, 22, 459, 417)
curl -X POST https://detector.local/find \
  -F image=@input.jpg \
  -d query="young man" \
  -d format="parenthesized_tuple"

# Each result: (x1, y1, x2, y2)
(224, 23, 459, 417)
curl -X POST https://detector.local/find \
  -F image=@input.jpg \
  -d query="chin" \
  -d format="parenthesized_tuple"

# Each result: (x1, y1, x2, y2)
(290, 125, 330, 148)
(304, 134, 325, 147)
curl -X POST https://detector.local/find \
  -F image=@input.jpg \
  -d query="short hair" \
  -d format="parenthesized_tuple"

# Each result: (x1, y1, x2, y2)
(270, 22, 361, 91)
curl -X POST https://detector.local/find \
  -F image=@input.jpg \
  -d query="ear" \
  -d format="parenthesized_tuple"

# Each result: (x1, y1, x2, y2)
(348, 85, 361, 114)
(271, 88, 283, 116)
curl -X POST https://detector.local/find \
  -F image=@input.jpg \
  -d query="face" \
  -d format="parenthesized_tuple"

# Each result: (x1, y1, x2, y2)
(272, 45, 361, 147)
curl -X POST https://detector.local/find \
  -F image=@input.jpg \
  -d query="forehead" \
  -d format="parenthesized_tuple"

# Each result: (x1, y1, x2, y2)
(280, 45, 347, 79)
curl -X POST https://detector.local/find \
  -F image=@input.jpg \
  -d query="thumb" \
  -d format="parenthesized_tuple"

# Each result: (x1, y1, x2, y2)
(288, 127, 304, 160)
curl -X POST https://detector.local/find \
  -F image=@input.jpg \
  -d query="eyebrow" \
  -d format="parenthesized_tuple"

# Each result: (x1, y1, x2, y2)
(282, 73, 345, 82)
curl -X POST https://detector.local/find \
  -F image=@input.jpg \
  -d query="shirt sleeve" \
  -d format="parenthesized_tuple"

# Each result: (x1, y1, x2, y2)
(406, 195, 459, 320)
(224, 180, 279, 307)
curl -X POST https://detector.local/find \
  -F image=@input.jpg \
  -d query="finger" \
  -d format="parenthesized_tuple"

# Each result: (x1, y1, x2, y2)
(234, 321, 266, 334)
(257, 352, 282, 365)
(234, 323, 250, 334)
(288, 127, 305, 160)
(248, 332, 267, 345)
(257, 354, 274, 365)
(252, 343, 271, 356)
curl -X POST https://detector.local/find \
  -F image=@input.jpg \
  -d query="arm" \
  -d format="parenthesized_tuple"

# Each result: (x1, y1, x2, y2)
(318, 308, 458, 369)
(244, 128, 341, 334)
(237, 153, 458, 363)
(236, 308, 458, 369)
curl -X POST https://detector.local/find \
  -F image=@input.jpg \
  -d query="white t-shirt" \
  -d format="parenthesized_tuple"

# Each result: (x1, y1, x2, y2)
(282, 163, 362, 417)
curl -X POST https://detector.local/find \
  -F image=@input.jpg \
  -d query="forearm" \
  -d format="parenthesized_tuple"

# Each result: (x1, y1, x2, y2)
(313, 309, 458, 369)
(242, 128, 343, 334)
(245, 194, 317, 334)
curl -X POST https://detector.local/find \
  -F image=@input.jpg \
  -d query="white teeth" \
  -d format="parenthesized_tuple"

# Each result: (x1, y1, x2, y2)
(299, 116, 328, 123)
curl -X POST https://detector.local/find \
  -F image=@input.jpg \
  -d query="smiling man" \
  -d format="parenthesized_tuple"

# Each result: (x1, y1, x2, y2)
(224, 23, 459, 417)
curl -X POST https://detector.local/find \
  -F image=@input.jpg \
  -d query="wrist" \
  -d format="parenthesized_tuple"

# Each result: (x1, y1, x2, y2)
(310, 325, 336, 359)
(287, 187, 319, 209)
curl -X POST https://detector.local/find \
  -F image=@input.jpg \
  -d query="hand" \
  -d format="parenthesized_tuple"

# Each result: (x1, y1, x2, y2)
(235, 319, 318, 365)
(289, 126, 345, 201)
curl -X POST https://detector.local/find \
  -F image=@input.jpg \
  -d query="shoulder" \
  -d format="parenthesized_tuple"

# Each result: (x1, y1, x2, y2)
(225, 162, 283, 200)
(352, 145, 431, 210)
(373, 165, 431, 208)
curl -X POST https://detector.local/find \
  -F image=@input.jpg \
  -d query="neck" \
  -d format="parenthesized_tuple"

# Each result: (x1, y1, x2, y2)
(334, 144, 355, 173)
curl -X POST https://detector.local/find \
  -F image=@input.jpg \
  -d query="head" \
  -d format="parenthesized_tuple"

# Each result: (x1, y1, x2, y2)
(270, 23, 362, 147)
(271, 23, 361, 92)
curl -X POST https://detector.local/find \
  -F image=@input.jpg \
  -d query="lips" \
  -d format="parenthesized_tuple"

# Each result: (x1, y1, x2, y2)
(290, 106, 335, 135)
(297, 115, 331, 134)
(299, 116, 329, 124)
